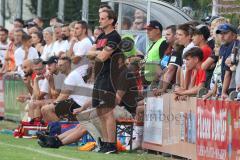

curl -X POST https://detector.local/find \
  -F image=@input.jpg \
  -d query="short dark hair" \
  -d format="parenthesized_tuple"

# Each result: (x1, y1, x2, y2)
(183, 47, 203, 61)
(102, 9, 118, 26)
(22, 32, 32, 42)
(62, 23, 70, 28)
(32, 58, 43, 65)
(15, 28, 25, 35)
(177, 23, 194, 36)
(14, 18, 24, 26)
(32, 31, 43, 43)
(50, 16, 63, 23)
(99, 4, 112, 10)
(185, 20, 200, 27)
(35, 17, 44, 22)
(166, 25, 176, 35)
(122, 16, 132, 30)
(0, 28, 9, 34)
(75, 20, 88, 34)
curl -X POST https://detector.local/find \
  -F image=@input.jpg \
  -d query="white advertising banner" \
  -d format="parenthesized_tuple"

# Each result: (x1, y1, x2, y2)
(144, 97, 164, 145)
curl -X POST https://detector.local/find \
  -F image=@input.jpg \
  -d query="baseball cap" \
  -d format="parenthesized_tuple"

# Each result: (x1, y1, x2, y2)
(202, 15, 220, 25)
(43, 56, 58, 65)
(193, 24, 210, 40)
(145, 20, 163, 32)
(216, 23, 237, 34)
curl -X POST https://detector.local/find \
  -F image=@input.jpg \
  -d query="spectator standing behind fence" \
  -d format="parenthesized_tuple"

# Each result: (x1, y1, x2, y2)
(175, 24, 195, 90)
(215, 24, 238, 99)
(41, 27, 54, 61)
(153, 25, 181, 96)
(0, 28, 9, 68)
(26, 22, 41, 36)
(4, 28, 18, 72)
(192, 25, 212, 88)
(67, 22, 78, 58)
(71, 21, 93, 71)
(132, 14, 147, 55)
(52, 24, 70, 57)
(33, 17, 44, 30)
(14, 33, 39, 77)
(31, 31, 44, 57)
(201, 17, 230, 98)
(144, 20, 168, 83)
(174, 47, 206, 98)
(13, 18, 24, 29)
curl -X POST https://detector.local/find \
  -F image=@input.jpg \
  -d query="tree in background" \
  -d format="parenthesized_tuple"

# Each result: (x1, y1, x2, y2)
(28, 0, 101, 29)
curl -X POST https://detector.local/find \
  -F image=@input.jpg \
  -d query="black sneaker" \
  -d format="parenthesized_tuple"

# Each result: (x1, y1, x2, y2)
(37, 132, 48, 147)
(98, 142, 108, 153)
(104, 143, 118, 154)
(46, 136, 63, 148)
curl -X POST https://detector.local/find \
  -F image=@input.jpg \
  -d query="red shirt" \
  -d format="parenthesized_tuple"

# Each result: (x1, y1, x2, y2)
(201, 44, 212, 62)
(195, 68, 206, 86)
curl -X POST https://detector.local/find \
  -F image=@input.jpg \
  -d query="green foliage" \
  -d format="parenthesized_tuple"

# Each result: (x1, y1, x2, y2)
(29, 0, 101, 28)
(64, 0, 82, 22)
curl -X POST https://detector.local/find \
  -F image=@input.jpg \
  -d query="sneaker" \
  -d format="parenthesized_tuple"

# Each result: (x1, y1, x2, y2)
(46, 136, 63, 148)
(98, 142, 107, 153)
(37, 132, 49, 147)
(104, 143, 118, 154)
(78, 142, 96, 151)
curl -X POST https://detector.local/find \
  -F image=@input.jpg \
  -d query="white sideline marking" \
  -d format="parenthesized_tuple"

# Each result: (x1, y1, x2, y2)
(0, 141, 83, 160)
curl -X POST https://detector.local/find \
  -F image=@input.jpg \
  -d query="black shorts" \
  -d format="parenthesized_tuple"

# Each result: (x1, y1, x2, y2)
(54, 99, 81, 121)
(92, 75, 116, 108)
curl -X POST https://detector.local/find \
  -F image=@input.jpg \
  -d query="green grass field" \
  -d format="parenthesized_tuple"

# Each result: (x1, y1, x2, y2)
(0, 121, 166, 160)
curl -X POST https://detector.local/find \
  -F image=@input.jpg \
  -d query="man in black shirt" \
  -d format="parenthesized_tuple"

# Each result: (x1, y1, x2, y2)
(87, 9, 122, 154)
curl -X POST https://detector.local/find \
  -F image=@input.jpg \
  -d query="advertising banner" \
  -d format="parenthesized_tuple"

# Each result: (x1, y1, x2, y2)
(196, 99, 240, 160)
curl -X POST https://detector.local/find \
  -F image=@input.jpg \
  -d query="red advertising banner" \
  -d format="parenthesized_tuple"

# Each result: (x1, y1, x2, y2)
(197, 99, 240, 160)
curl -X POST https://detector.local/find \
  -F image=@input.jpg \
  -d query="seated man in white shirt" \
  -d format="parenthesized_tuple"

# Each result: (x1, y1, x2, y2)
(40, 56, 80, 122)
(28, 58, 50, 123)
(28, 57, 66, 123)
(14, 33, 39, 76)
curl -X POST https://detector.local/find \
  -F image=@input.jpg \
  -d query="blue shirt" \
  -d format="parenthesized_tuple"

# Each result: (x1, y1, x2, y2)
(219, 41, 234, 82)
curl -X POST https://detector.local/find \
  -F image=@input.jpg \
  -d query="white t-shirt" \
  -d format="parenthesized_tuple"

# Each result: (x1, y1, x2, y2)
(41, 43, 54, 61)
(72, 37, 92, 74)
(73, 37, 92, 56)
(14, 46, 39, 67)
(182, 42, 195, 79)
(52, 40, 70, 56)
(41, 72, 66, 93)
(182, 42, 195, 57)
(64, 66, 93, 106)
(15, 46, 39, 76)
(39, 79, 48, 94)
(0, 42, 9, 64)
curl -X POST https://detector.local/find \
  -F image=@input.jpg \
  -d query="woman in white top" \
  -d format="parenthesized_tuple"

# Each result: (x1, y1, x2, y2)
(31, 31, 44, 57)
(41, 27, 54, 61)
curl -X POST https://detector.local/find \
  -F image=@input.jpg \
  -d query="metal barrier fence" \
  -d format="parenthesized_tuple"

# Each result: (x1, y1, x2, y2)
(3, 74, 28, 121)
